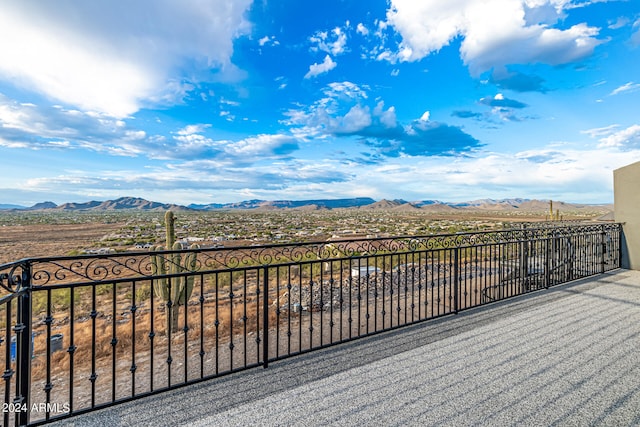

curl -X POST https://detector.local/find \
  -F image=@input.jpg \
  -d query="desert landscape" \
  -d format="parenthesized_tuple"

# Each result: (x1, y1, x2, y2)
(0, 196, 612, 265)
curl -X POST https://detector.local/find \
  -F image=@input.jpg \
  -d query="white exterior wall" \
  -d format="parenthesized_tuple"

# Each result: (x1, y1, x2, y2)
(614, 161, 640, 270)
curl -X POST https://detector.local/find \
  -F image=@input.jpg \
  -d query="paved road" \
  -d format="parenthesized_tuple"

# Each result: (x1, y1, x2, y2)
(54, 269, 640, 426)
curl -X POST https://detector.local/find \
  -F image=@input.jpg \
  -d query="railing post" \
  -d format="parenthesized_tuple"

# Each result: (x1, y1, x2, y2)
(15, 263, 32, 426)
(262, 266, 269, 369)
(600, 227, 606, 274)
(453, 248, 459, 314)
(545, 237, 550, 289)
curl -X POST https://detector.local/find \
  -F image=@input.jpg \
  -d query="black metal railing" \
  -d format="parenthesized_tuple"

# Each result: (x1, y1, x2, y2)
(0, 222, 621, 426)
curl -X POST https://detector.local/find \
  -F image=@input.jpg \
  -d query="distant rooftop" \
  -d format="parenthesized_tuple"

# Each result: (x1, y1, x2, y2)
(51, 269, 640, 426)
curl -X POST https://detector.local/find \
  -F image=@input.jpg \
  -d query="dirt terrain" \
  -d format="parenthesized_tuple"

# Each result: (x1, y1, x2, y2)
(0, 222, 124, 264)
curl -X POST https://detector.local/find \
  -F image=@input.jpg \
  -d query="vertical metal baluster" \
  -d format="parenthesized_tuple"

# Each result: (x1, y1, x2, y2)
(111, 283, 117, 401)
(309, 265, 314, 350)
(348, 260, 353, 339)
(68, 287, 75, 412)
(357, 259, 362, 337)
(243, 270, 247, 369)
(339, 260, 344, 342)
(166, 276, 173, 388)
(275, 267, 280, 359)
(130, 282, 137, 397)
(375, 256, 379, 331)
(329, 261, 334, 344)
(183, 275, 189, 384)
(287, 266, 292, 356)
(417, 252, 423, 320)
(228, 272, 234, 372)
(262, 266, 269, 368)
(199, 273, 205, 379)
(214, 273, 219, 376)
(429, 253, 434, 318)
(453, 248, 459, 314)
(545, 238, 551, 289)
(365, 260, 370, 335)
(90, 285, 97, 407)
(320, 261, 324, 346)
(298, 267, 302, 353)
(256, 268, 261, 366)
(376, 255, 388, 329)
(14, 264, 32, 426)
(149, 279, 155, 392)
(389, 256, 394, 328)
(410, 253, 416, 323)
(42, 289, 52, 421)
(404, 253, 409, 325)
(3, 292, 13, 427)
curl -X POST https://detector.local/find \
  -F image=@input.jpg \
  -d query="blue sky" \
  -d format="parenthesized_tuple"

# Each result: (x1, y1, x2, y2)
(1, 0, 639, 206)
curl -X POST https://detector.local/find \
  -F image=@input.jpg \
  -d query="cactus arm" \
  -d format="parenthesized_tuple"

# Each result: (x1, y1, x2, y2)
(177, 244, 199, 306)
(150, 246, 169, 300)
(165, 211, 175, 250)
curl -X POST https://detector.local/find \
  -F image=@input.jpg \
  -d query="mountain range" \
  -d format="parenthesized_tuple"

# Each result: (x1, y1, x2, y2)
(0, 196, 613, 213)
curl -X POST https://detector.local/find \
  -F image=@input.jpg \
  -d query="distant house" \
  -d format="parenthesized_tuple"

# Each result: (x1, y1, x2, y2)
(134, 243, 153, 249)
(351, 266, 382, 277)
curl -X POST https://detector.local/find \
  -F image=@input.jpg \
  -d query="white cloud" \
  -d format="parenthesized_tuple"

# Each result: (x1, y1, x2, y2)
(258, 35, 279, 47)
(0, 93, 151, 155)
(374, 102, 397, 128)
(357, 23, 369, 36)
(325, 82, 369, 100)
(608, 16, 629, 30)
(356, 145, 639, 203)
(419, 111, 431, 122)
(610, 82, 640, 96)
(385, 0, 603, 75)
(177, 124, 212, 136)
(0, 1, 252, 118)
(341, 105, 372, 133)
(597, 125, 640, 149)
(310, 27, 348, 56)
(581, 124, 619, 138)
(304, 55, 338, 79)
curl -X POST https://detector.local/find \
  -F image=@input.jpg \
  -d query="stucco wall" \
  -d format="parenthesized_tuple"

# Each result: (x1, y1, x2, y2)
(614, 161, 640, 270)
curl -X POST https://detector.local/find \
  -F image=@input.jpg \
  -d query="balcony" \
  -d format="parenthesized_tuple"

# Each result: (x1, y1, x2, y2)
(53, 268, 639, 426)
(0, 223, 622, 425)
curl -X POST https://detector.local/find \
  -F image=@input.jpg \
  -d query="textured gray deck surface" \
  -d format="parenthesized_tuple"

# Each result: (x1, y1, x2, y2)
(55, 269, 640, 426)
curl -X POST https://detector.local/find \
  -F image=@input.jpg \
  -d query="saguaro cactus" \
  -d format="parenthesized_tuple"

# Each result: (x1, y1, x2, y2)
(150, 210, 199, 334)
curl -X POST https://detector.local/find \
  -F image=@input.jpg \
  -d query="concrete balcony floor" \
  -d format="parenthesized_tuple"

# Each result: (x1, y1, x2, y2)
(57, 269, 640, 427)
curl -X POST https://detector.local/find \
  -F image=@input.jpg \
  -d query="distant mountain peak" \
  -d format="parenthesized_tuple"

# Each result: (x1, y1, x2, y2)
(0, 196, 612, 213)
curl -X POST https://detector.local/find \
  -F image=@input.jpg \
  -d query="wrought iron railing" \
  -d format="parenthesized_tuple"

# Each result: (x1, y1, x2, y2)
(0, 223, 621, 426)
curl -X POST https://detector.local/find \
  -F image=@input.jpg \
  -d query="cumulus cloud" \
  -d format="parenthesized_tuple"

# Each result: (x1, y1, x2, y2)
(0, 93, 148, 156)
(374, 102, 397, 128)
(0, 1, 252, 118)
(596, 125, 640, 149)
(384, 0, 604, 75)
(0, 92, 302, 164)
(305, 55, 337, 79)
(283, 82, 481, 158)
